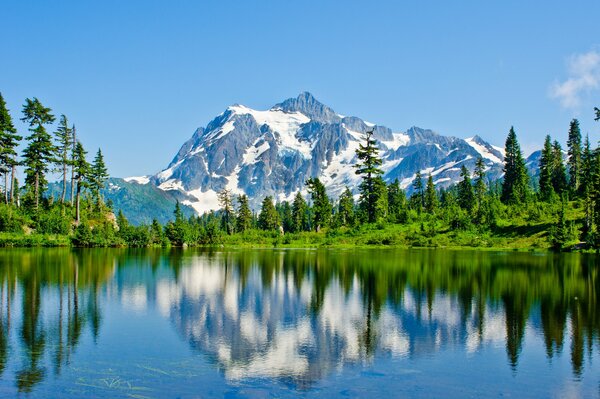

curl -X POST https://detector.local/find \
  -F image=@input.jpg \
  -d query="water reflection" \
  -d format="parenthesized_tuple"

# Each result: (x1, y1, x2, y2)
(0, 248, 598, 394)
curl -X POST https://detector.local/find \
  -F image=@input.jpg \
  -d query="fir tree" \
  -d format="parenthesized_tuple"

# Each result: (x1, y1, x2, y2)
(291, 191, 308, 232)
(0, 94, 21, 205)
(278, 201, 293, 232)
(217, 188, 234, 234)
(72, 141, 89, 222)
(501, 127, 529, 204)
(306, 177, 331, 231)
(337, 187, 355, 227)
(54, 115, 73, 204)
(580, 136, 594, 240)
(20, 98, 56, 210)
(235, 194, 253, 232)
(566, 119, 582, 194)
(538, 135, 554, 201)
(412, 171, 425, 211)
(258, 196, 280, 231)
(551, 140, 567, 195)
(424, 175, 438, 213)
(89, 148, 109, 206)
(354, 129, 385, 223)
(457, 165, 475, 212)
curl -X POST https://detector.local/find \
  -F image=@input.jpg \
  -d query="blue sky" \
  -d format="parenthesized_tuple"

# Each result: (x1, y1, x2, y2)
(2, 1, 600, 177)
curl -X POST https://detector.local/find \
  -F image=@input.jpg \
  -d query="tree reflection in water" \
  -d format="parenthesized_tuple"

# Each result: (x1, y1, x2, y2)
(0, 248, 597, 393)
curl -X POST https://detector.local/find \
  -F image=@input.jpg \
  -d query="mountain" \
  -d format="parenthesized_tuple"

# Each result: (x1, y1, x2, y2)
(47, 178, 195, 225)
(122, 92, 506, 215)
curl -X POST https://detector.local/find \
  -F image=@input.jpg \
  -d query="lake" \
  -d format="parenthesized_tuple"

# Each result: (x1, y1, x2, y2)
(0, 248, 597, 398)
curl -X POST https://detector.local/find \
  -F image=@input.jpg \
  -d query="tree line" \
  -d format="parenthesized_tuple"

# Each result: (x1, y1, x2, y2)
(2, 90, 599, 250)
(0, 93, 109, 237)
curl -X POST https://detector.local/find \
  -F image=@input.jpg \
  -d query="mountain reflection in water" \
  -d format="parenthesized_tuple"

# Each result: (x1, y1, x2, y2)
(0, 248, 597, 396)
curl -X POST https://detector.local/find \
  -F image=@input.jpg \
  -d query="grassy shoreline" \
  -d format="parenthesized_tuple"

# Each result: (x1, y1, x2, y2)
(0, 222, 583, 252)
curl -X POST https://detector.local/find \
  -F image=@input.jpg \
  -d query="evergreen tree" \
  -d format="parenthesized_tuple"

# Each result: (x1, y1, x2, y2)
(291, 191, 308, 232)
(538, 135, 554, 201)
(217, 188, 234, 234)
(20, 98, 56, 210)
(258, 196, 280, 231)
(551, 140, 567, 195)
(424, 175, 438, 213)
(54, 115, 73, 204)
(457, 165, 475, 212)
(278, 201, 293, 233)
(89, 148, 109, 206)
(306, 177, 331, 231)
(580, 136, 594, 240)
(235, 194, 253, 233)
(72, 141, 89, 222)
(354, 129, 385, 223)
(550, 201, 568, 251)
(474, 157, 487, 210)
(70, 125, 77, 204)
(501, 127, 529, 204)
(0, 94, 22, 204)
(566, 119, 582, 194)
(387, 179, 406, 223)
(411, 171, 425, 211)
(165, 201, 186, 245)
(337, 187, 355, 227)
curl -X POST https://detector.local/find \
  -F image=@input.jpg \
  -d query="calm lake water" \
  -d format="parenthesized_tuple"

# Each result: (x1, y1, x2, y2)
(0, 248, 598, 398)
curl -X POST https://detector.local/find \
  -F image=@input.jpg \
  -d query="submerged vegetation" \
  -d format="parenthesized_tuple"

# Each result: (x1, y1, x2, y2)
(1, 92, 600, 250)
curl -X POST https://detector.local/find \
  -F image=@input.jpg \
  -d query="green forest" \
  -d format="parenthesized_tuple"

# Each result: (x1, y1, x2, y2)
(1, 93, 600, 251)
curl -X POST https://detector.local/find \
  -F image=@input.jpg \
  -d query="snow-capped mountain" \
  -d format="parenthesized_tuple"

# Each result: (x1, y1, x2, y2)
(129, 92, 506, 214)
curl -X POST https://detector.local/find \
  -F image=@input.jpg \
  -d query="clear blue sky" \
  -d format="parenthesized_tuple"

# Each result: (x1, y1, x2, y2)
(2, 1, 600, 177)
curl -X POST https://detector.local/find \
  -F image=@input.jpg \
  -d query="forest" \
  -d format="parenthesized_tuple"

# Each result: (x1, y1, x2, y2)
(1, 92, 600, 251)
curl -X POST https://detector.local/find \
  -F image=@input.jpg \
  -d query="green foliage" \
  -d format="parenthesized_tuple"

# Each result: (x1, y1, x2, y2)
(424, 175, 438, 213)
(291, 191, 309, 232)
(89, 148, 109, 204)
(258, 196, 280, 231)
(354, 129, 385, 222)
(306, 178, 331, 230)
(567, 119, 582, 194)
(21, 98, 56, 209)
(236, 194, 253, 232)
(501, 127, 529, 205)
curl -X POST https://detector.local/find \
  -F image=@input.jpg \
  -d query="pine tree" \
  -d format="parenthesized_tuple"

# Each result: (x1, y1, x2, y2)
(501, 127, 529, 204)
(89, 148, 109, 206)
(539, 135, 554, 201)
(54, 115, 73, 204)
(20, 98, 56, 210)
(566, 119, 582, 194)
(457, 165, 475, 212)
(72, 141, 90, 222)
(258, 196, 280, 231)
(424, 175, 438, 213)
(291, 191, 308, 232)
(217, 188, 234, 234)
(337, 187, 355, 227)
(236, 194, 253, 232)
(0, 93, 22, 205)
(306, 177, 331, 231)
(551, 140, 567, 195)
(354, 129, 385, 223)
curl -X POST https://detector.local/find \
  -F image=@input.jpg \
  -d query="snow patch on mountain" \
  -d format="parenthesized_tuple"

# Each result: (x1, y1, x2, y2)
(124, 176, 150, 185)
